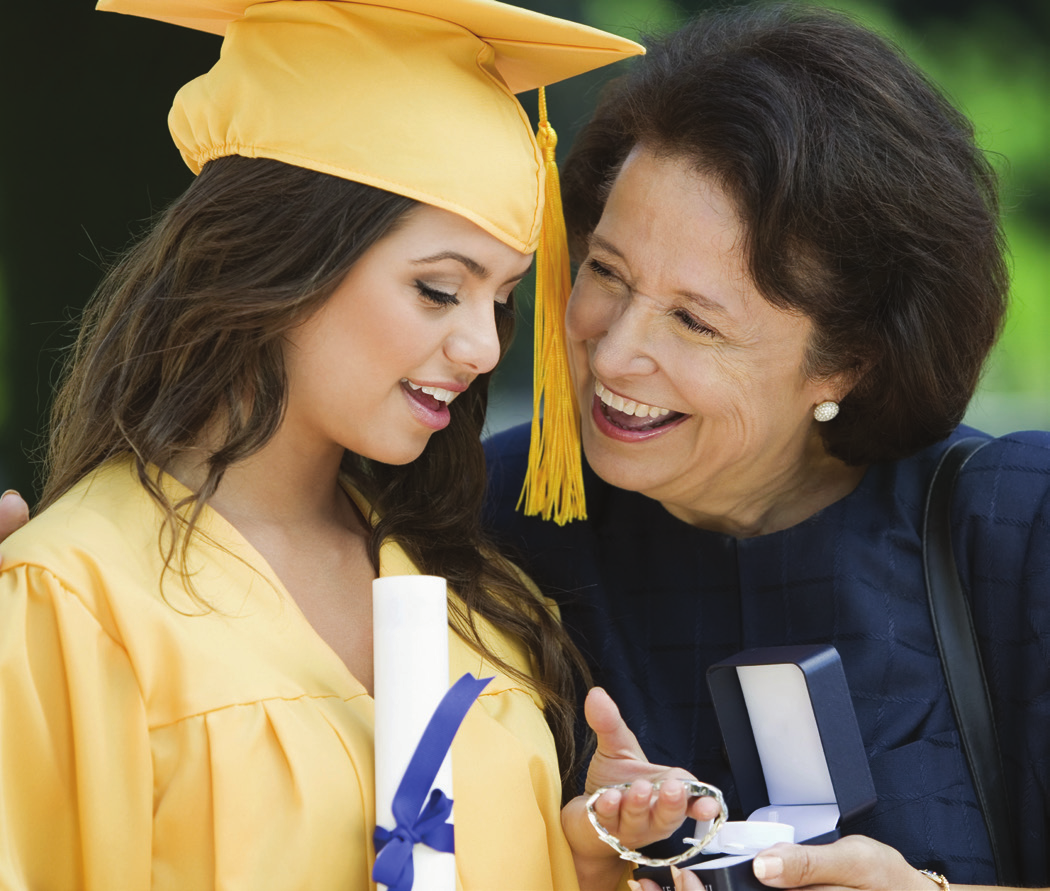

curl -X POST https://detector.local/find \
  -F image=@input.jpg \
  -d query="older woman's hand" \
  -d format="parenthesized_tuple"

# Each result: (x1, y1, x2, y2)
(750, 837, 944, 890)
(562, 687, 722, 890)
(0, 490, 29, 568)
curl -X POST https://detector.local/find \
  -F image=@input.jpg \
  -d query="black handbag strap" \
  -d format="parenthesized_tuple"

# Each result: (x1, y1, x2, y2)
(922, 436, 1019, 885)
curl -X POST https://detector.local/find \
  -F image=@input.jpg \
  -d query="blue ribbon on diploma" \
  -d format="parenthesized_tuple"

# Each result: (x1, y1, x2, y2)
(372, 672, 492, 890)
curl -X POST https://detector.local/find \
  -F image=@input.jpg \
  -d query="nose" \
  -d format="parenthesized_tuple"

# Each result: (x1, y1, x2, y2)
(566, 285, 657, 380)
(444, 302, 502, 375)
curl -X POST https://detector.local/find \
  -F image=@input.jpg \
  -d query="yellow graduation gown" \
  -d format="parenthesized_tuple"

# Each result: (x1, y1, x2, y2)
(0, 458, 579, 890)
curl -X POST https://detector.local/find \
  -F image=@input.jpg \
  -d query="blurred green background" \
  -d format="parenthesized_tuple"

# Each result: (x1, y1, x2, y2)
(1, 0, 1047, 502)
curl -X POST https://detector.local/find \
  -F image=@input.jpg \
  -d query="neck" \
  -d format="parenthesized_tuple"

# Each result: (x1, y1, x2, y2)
(661, 436, 867, 538)
(168, 424, 353, 534)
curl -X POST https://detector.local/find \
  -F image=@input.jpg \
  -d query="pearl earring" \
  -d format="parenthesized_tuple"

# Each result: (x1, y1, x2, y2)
(813, 401, 839, 422)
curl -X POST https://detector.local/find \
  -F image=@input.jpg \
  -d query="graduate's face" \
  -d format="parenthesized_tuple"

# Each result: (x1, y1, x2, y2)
(282, 204, 531, 464)
(566, 147, 843, 520)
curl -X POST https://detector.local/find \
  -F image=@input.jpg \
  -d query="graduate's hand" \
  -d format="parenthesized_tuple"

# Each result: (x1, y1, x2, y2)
(0, 490, 29, 568)
(748, 837, 946, 890)
(562, 687, 722, 891)
(580, 687, 720, 838)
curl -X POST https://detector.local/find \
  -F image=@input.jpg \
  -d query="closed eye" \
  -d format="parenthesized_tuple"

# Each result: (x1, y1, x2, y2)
(673, 308, 718, 337)
(415, 281, 458, 307)
(585, 258, 618, 281)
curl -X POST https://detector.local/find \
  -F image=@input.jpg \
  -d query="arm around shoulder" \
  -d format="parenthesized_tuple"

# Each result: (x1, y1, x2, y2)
(0, 490, 29, 567)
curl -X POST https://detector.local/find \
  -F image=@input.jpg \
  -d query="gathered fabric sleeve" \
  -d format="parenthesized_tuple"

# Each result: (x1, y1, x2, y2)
(0, 564, 153, 891)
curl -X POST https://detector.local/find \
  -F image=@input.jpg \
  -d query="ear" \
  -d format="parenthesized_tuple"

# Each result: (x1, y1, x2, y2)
(817, 351, 874, 405)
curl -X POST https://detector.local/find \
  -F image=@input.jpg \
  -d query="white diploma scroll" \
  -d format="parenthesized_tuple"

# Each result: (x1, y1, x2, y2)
(373, 575, 455, 891)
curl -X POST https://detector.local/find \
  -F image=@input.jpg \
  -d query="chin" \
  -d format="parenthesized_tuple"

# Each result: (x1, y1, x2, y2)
(581, 437, 658, 495)
(358, 438, 430, 467)
(390, 446, 430, 466)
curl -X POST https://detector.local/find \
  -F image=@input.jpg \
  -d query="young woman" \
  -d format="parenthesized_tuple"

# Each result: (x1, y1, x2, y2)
(0, 2, 719, 889)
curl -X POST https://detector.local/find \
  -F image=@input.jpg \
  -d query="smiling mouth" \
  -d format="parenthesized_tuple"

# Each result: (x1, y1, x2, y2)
(594, 380, 684, 431)
(401, 379, 460, 411)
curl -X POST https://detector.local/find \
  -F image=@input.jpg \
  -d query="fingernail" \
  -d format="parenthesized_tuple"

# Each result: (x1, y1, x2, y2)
(670, 866, 682, 879)
(1, 490, 18, 500)
(753, 853, 783, 881)
(627, 882, 643, 891)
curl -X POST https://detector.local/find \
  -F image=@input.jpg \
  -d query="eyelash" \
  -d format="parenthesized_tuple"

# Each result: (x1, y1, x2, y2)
(416, 281, 458, 307)
(586, 258, 617, 281)
(587, 258, 718, 338)
(417, 280, 516, 318)
(673, 309, 717, 337)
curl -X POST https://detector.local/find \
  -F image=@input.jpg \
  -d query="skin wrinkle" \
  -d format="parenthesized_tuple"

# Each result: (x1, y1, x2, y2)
(567, 147, 862, 538)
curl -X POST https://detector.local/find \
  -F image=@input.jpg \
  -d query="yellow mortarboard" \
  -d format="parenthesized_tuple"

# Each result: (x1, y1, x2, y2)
(96, 0, 644, 522)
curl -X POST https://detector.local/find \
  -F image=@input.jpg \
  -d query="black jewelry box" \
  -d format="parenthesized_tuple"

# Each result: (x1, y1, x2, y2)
(635, 645, 876, 891)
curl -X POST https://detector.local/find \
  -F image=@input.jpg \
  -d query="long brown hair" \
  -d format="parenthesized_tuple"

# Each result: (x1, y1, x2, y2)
(43, 155, 588, 786)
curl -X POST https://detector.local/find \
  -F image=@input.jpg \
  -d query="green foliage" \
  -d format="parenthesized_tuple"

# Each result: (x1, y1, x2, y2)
(580, 0, 686, 38)
(809, 0, 1050, 431)
(574, 0, 1049, 433)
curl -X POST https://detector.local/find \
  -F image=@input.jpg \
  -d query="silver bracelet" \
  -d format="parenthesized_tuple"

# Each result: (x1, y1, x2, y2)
(585, 779, 728, 867)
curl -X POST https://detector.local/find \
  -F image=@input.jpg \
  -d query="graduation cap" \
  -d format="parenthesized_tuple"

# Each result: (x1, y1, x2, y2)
(97, 0, 642, 523)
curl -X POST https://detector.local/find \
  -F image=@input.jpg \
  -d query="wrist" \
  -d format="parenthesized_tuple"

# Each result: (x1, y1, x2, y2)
(572, 852, 631, 891)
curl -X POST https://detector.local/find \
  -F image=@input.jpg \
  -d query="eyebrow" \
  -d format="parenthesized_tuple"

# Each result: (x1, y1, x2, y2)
(587, 233, 730, 316)
(413, 251, 533, 286)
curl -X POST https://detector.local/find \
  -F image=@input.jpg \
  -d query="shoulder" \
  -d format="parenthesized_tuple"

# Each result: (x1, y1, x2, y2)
(482, 422, 539, 548)
(483, 422, 532, 497)
(0, 461, 162, 617)
(943, 427, 1050, 631)
(4, 462, 140, 561)
(875, 426, 1050, 518)
(484, 420, 533, 459)
(951, 427, 1050, 525)
(895, 426, 1050, 568)
(959, 427, 1050, 471)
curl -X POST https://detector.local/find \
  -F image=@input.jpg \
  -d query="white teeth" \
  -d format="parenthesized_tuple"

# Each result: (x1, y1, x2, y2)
(594, 379, 671, 418)
(402, 380, 459, 404)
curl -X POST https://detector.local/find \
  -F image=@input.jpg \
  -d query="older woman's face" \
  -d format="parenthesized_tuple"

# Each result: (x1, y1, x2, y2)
(565, 147, 843, 524)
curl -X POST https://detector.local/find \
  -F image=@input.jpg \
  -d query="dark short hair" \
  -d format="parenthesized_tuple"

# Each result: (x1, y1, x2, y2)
(562, 4, 1008, 464)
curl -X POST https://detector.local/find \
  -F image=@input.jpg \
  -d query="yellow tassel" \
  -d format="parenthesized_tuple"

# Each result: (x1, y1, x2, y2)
(517, 86, 587, 524)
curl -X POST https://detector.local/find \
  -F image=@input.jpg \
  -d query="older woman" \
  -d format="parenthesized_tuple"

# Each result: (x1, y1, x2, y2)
(485, 5, 1049, 890)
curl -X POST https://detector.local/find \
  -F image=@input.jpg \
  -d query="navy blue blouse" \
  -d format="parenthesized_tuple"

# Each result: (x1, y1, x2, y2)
(484, 423, 1050, 885)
